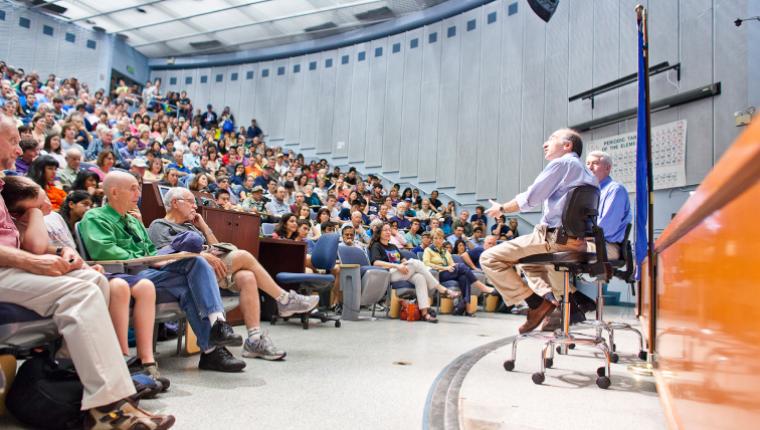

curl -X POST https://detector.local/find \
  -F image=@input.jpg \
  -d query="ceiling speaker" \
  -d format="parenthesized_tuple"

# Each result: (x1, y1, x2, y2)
(527, 0, 560, 22)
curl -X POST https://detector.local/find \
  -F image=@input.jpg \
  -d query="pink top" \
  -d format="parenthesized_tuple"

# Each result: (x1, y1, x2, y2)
(0, 179, 21, 249)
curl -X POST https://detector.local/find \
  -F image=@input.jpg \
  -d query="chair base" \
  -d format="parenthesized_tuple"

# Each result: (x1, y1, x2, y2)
(270, 309, 341, 330)
(503, 330, 612, 389)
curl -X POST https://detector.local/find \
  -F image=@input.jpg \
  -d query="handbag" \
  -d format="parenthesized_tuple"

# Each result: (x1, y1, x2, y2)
(400, 300, 421, 321)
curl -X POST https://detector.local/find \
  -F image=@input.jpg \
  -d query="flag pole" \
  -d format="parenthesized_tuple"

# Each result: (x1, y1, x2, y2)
(629, 3, 656, 376)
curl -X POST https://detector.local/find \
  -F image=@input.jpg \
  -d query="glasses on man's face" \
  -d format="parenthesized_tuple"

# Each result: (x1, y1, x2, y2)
(177, 198, 196, 205)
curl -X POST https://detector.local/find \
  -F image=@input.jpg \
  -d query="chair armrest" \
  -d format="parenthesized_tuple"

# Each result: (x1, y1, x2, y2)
(338, 264, 360, 269)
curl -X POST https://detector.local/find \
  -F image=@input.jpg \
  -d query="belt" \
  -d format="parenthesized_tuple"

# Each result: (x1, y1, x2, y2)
(545, 227, 580, 240)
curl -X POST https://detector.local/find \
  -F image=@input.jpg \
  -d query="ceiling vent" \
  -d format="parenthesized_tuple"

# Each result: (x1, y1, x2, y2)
(29, 0, 67, 15)
(304, 22, 337, 33)
(189, 40, 222, 49)
(355, 6, 394, 21)
(92, 25, 106, 33)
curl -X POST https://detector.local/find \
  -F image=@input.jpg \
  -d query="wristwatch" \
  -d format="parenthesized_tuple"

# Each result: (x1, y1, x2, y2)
(55, 246, 64, 256)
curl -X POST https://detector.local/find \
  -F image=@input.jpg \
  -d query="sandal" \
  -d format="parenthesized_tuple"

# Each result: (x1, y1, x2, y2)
(442, 289, 461, 299)
(423, 313, 438, 324)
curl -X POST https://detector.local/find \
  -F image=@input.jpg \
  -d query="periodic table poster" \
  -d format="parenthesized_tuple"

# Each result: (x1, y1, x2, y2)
(587, 119, 687, 191)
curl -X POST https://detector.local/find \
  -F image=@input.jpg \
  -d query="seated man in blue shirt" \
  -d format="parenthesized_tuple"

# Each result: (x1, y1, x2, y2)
(480, 129, 598, 334)
(167, 150, 191, 177)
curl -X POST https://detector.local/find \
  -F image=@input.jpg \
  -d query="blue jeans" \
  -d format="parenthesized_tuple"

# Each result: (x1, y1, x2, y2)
(139, 256, 223, 350)
(439, 263, 476, 303)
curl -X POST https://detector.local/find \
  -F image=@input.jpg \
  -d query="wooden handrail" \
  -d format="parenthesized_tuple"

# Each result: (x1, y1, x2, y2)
(655, 118, 760, 252)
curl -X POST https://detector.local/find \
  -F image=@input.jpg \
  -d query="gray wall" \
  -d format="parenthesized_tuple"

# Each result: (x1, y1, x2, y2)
(152, 0, 751, 207)
(0, 3, 150, 90)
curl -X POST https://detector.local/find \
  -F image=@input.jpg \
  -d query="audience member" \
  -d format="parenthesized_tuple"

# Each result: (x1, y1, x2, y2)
(368, 223, 460, 324)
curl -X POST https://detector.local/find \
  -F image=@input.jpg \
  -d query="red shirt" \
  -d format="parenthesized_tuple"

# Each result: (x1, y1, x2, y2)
(0, 179, 21, 249)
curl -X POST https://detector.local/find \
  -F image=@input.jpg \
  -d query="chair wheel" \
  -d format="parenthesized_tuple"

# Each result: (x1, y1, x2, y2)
(301, 317, 309, 329)
(596, 376, 611, 389)
(568, 343, 576, 350)
(596, 366, 606, 377)
(610, 353, 619, 363)
(611, 343, 617, 352)
(531, 372, 545, 385)
(503, 360, 515, 372)
(544, 358, 553, 369)
(638, 350, 648, 361)
(270, 316, 277, 325)
(320, 316, 328, 323)
(335, 320, 341, 328)
(283, 317, 290, 322)
(555, 346, 563, 355)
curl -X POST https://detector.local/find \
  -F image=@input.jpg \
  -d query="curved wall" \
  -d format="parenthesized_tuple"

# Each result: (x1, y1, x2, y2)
(150, 0, 750, 207)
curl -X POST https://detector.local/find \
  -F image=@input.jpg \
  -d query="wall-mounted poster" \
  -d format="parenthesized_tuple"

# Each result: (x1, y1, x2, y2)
(587, 119, 687, 191)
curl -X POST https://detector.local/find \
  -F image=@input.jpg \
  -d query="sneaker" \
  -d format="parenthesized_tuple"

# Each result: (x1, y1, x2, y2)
(208, 320, 243, 347)
(129, 373, 163, 400)
(277, 290, 319, 317)
(242, 331, 287, 361)
(85, 399, 175, 430)
(199, 346, 246, 372)
(143, 363, 171, 392)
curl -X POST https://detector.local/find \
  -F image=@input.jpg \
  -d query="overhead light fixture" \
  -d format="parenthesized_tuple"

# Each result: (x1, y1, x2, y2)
(734, 16, 760, 26)
(136, 7, 147, 14)
(527, 0, 559, 23)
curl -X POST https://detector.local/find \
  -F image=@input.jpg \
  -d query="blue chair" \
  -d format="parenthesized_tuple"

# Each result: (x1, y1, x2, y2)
(337, 245, 391, 318)
(261, 222, 277, 236)
(272, 233, 342, 329)
(0, 303, 58, 357)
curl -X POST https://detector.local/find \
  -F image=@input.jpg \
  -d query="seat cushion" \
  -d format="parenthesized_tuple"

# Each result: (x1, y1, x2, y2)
(276, 272, 335, 285)
(0, 303, 46, 325)
(518, 251, 596, 266)
(156, 288, 179, 304)
(360, 266, 387, 277)
(391, 280, 414, 290)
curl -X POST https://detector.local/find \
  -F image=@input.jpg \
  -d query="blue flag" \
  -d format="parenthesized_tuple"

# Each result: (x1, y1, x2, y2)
(635, 18, 649, 278)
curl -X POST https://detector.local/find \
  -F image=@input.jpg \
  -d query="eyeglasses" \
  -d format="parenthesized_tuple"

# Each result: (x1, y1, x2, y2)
(176, 198, 197, 205)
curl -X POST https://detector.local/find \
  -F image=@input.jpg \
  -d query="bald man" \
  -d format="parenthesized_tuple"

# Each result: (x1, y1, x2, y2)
(0, 116, 175, 428)
(79, 171, 246, 373)
(481, 129, 598, 334)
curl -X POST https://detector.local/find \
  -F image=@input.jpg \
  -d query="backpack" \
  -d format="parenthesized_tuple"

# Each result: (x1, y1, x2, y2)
(6, 353, 85, 430)
(222, 119, 234, 133)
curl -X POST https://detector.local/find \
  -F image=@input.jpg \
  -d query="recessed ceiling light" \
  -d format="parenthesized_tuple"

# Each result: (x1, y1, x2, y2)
(136, 7, 147, 13)
(85, 19, 95, 24)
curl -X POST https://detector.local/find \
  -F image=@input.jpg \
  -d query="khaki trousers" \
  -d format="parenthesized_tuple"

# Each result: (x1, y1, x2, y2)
(388, 259, 438, 309)
(480, 225, 587, 306)
(0, 268, 135, 409)
(531, 241, 621, 300)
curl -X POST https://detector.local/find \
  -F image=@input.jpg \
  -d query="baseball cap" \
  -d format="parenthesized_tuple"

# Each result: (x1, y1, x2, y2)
(156, 231, 204, 255)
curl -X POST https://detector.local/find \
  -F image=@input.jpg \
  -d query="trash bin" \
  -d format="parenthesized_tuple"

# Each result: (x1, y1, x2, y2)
(339, 264, 361, 321)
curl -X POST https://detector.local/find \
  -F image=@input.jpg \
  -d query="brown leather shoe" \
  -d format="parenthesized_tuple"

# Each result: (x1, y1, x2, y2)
(518, 300, 556, 334)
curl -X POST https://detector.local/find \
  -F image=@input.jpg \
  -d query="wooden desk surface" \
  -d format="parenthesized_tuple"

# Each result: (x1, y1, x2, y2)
(257, 238, 307, 321)
(201, 207, 261, 258)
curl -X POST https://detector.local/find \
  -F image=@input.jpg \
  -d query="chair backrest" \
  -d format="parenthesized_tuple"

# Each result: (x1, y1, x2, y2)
(400, 249, 418, 261)
(337, 244, 371, 266)
(561, 185, 600, 238)
(311, 233, 340, 272)
(452, 254, 464, 264)
(614, 223, 635, 283)
(74, 222, 91, 260)
(261, 223, 277, 236)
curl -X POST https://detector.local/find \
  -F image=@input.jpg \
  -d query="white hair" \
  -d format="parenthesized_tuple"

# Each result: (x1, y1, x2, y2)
(587, 150, 612, 167)
(162, 186, 191, 208)
(65, 147, 82, 159)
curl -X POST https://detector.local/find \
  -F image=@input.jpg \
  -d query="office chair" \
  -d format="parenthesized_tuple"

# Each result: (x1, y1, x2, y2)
(502, 185, 614, 389)
(271, 233, 342, 329)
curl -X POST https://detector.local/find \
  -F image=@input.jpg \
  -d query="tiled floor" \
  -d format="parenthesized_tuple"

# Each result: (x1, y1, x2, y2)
(0, 307, 664, 429)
